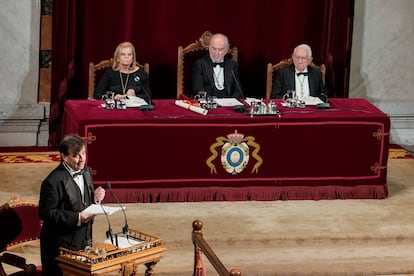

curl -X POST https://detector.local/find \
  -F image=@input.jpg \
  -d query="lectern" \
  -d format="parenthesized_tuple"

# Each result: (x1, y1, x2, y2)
(56, 228, 166, 276)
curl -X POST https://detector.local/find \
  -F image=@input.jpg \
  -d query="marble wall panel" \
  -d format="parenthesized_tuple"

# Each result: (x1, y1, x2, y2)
(0, 0, 44, 146)
(350, 0, 414, 145)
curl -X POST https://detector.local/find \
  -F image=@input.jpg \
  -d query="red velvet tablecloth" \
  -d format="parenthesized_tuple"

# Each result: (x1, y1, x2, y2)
(62, 98, 390, 202)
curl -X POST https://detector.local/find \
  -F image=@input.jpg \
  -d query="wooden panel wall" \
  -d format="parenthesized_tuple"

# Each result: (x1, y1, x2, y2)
(39, 1, 52, 102)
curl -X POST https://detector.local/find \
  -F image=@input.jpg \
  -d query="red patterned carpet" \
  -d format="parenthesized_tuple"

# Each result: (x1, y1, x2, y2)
(388, 145, 414, 159)
(0, 152, 60, 163)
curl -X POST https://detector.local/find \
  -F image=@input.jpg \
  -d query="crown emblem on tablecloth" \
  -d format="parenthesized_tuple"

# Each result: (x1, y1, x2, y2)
(226, 130, 244, 143)
(206, 130, 263, 175)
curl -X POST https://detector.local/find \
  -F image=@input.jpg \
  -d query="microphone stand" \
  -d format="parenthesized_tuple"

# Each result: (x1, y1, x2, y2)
(231, 69, 247, 112)
(99, 204, 115, 246)
(106, 182, 129, 242)
(317, 93, 331, 109)
(135, 76, 154, 111)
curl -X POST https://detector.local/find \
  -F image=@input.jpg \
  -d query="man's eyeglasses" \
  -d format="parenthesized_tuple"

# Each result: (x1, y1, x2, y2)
(293, 56, 308, 61)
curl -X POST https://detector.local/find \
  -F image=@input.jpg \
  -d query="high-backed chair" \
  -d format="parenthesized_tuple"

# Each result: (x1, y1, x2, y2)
(88, 59, 150, 99)
(0, 196, 42, 276)
(177, 31, 238, 99)
(265, 58, 326, 99)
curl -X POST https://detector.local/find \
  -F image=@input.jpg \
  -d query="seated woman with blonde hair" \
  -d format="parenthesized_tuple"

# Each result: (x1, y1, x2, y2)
(94, 41, 151, 102)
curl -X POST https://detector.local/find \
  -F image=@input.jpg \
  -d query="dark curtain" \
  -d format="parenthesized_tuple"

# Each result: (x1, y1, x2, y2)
(49, 0, 78, 147)
(49, 0, 354, 147)
(321, 0, 354, 97)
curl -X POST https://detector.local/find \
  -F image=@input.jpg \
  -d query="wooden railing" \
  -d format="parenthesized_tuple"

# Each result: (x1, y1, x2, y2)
(192, 220, 241, 276)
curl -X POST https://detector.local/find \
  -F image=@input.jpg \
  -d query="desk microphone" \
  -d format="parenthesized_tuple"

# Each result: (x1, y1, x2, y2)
(106, 181, 129, 235)
(317, 93, 331, 109)
(135, 76, 154, 111)
(231, 69, 247, 112)
(99, 203, 114, 245)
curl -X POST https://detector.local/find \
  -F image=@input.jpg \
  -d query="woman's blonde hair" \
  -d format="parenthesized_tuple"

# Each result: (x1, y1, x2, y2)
(112, 41, 137, 70)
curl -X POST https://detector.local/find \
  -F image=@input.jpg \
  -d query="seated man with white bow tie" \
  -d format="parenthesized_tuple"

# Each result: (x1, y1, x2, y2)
(192, 33, 243, 99)
(270, 43, 327, 99)
(39, 134, 106, 276)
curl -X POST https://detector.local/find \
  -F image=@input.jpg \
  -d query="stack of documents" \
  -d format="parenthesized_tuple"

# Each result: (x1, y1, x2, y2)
(124, 96, 148, 108)
(104, 236, 144, 249)
(303, 96, 324, 105)
(215, 98, 244, 107)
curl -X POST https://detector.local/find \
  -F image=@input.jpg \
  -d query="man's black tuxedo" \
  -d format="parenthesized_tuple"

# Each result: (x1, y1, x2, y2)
(270, 64, 327, 99)
(39, 162, 95, 276)
(192, 55, 243, 98)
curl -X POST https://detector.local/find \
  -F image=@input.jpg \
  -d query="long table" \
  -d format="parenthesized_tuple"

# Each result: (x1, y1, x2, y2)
(62, 98, 390, 202)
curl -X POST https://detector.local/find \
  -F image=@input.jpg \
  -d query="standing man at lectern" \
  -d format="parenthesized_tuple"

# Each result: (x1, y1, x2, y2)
(39, 134, 105, 276)
(192, 33, 243, 98)
(270, 43, 327, 99)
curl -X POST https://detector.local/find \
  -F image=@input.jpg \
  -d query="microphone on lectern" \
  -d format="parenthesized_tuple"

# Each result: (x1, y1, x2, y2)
(106, 181, 129, 235)
(231, 69, 247, 112)
(99, 203, 114, 245)
(134, 76, 154, 111)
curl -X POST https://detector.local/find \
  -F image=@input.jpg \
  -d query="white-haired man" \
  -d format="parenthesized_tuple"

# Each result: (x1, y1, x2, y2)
(270, 43, 327, 99)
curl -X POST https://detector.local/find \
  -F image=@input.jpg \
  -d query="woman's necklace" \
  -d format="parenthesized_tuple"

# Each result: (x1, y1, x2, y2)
(119, 70, 130, 95)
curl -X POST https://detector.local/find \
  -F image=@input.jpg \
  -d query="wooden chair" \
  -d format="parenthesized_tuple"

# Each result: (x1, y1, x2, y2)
(265, 58, 326, 99)
(177, 31, 238, 99)
(88, 58, 150, 99)
(0, 196, 42, 276)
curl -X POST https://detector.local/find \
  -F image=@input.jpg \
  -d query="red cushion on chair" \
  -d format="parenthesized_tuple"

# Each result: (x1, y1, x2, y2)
(10, 205, 41, 246)
(0, 203, 41, 250)
(0, 203, 22, 250)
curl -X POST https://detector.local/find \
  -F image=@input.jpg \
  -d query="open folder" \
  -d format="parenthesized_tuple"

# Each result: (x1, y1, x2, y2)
(81, 204, 125, 216)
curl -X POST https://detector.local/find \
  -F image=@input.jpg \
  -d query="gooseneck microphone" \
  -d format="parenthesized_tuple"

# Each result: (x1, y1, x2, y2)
(231, 69, 247, 112)
(100, 204, 114, 245)
(135, 76, 154, 111)
(106, 181, 129, 235)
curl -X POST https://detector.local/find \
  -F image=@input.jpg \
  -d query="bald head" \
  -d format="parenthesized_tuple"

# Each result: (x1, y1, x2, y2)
(209, 33, 230, 62)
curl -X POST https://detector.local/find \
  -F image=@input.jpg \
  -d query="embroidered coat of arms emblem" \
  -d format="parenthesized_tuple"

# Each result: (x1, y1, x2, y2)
(206, 130, 262, 175)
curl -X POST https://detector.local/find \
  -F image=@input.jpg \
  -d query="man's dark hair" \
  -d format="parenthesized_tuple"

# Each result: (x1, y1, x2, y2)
(59, 134, 85, 156)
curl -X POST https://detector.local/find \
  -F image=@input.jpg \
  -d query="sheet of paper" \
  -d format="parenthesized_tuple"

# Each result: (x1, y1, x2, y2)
(280, 96, 324, 107)
(245, 97, 264, 106)
(104, 236, 144, 249)
(82, 204, 125, 216)
(124, 96, 148, 107)
(215, 98, 243, 107)
(303, 96, 324, 105)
